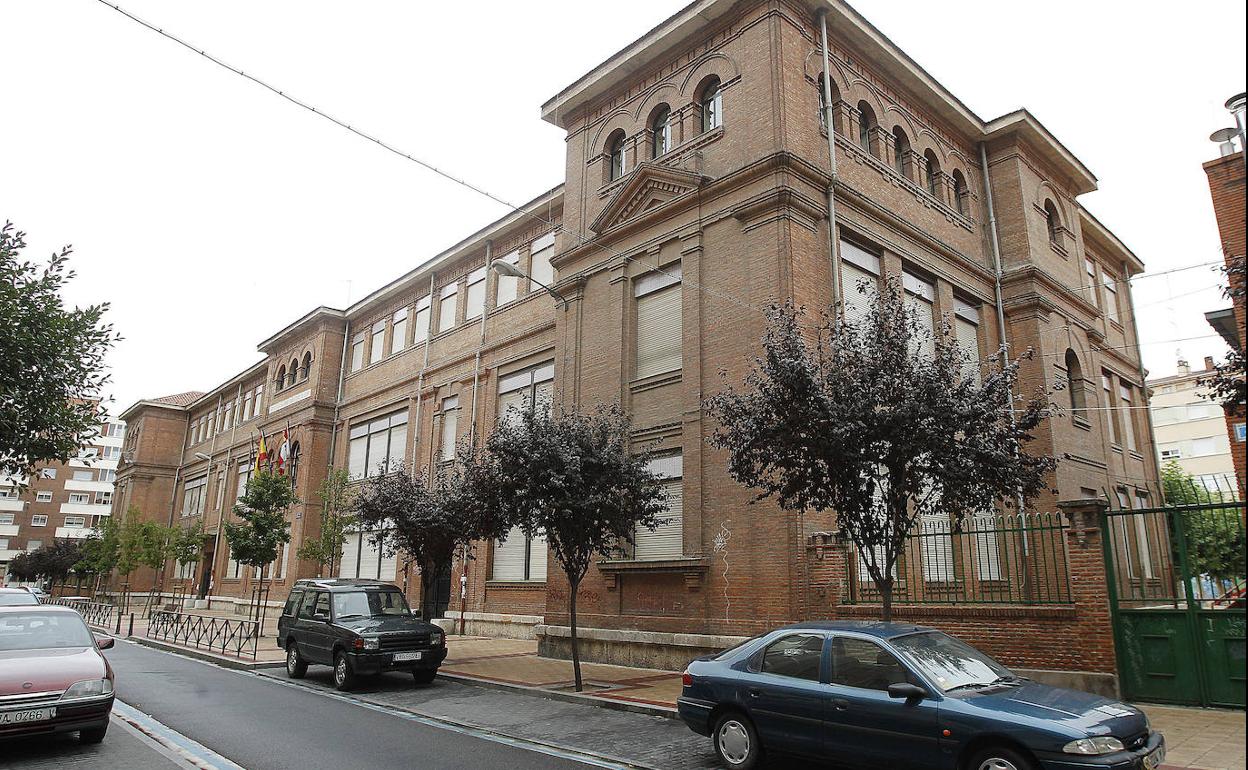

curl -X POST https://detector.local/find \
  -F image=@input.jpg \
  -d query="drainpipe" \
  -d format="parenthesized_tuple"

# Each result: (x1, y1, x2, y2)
(979, 141, 1031, 564)
(415, 272, 436, 485)
(468, 242, 492, 448)
(818, 9, 842, 315)
(328, 319, 351, 465)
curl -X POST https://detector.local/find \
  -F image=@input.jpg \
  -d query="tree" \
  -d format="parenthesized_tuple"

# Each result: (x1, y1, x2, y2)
(136, 522, 173, 591)
(115, 509, 147, 588)
(705, 278, 1055, 620)
(354, 458, 506, 620)
(170, 521, 204, 589)
(298, 468, 357, 577)
(1160, 461, 1244, 584)
(472, 405, 668, 692)
(0, 222, 119, 479)
(13, 539, 83, 593)
(1201, 254, 1246, 412)
(224, 470, 296, 586)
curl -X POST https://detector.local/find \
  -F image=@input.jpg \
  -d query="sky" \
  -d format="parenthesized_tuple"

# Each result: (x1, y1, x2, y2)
(2, 1, 1244, 417)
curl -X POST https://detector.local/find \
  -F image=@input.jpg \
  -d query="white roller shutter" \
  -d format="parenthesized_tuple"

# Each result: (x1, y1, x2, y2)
(971, 515, 1001, 581)
(357, 532, 381, 580)
(841, 262, 876, 325)
(528, 531, 547, 581)
(954, 300, 981, 384)
(635, 454, 683, 560)
(492, 526, 527, 581)
(338, 532, 361, 578)
(919, 512, 954, 582)
(635, 267, 682, 380)
(903, 272, 935, 359)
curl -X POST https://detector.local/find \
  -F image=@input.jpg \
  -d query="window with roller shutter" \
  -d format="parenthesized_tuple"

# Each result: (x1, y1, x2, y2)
(634, 265, 682, 379)
(633, 452, 682, 560)
(491, 525, 547, 581)
(338, 529, 398, 580)
(954, 299, 981, 384)
(840, 240, 879, 325)
(903, 270, 935, 359)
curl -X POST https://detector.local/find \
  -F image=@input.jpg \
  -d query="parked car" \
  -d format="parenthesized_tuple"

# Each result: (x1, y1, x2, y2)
(0, 606, 116, 744)
(19, 586, 48, 603)
(678, 621, 1164, 770)
(0, 588, 39, 607)
(276, 578, 447, 691)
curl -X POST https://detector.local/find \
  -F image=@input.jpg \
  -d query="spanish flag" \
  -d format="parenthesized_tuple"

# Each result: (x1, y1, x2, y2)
(257, 433, 269, 469)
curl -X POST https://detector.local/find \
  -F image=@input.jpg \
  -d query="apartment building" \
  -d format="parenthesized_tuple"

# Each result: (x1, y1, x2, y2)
(1, 418, 126, 581)
(116, 0, 1160, 690)
(1149, 357, 1240, 490)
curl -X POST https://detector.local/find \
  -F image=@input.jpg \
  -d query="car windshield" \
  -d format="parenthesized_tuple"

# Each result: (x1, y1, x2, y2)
(0, 593, 39, 607)
(891, 631, 1014, 692)
(0, 612, 94, 651)
(332, 589, 410, 619)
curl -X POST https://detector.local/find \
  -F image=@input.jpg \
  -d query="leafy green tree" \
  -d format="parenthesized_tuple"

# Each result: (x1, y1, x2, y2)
(12, 539, 83, 594)
(705, 278, 1055, 620)
(1160, 461, 1244, 583)
(136, 522, 173, 591)
(0, 222, 119, 479)
(1200, 253, 1245, 412)
(170, 521, 205, 585)
(116, 509, 147, 588)
(224, 470, 296, 584)
(76, 516, 121, 595)
(470, 405, 667, 692)
(298, 468, 357, 578)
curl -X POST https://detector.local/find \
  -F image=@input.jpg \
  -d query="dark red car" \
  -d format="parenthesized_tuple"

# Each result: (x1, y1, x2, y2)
(0, 605, 115, 743)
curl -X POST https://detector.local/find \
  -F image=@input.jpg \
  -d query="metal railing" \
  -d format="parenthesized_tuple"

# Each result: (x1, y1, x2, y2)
(43, 597, 118, 630)
(845, 512, 1072, 605)
(146, 611, 260, 660)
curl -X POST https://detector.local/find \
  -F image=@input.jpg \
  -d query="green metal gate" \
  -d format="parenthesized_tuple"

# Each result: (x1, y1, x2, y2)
(1102, 499, 1246, 708)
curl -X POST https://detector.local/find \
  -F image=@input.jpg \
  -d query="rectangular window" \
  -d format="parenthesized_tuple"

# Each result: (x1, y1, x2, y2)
(32, 515, 49, 526)
(103, 446, 120, 460)
(440, 396, 459, 463)
(954, 300, 981, 384)
(1119, 383, 1137, 451)
(222, 401, 234, 431)
(68, 493, 90, 505)
(920, 508, 954, 583)
(494, 249, 520, 306)
(496, 362, 555, 428)
(635, 265, 682, 379)
(0, 489, 15, 501)
(183, 476, 208, 517)
(350, 332, 365, 372)
(1236, 423, 1246, 442)
(241, 391, 253, 422)
(1102, 372, 1119, 445)
(1190, 437, 1218, 457)
(491, 526, 548, 581)
(64, 515, 87, 528)
(279, 540, 291, 580)
(40, 468, 57, 480)
(414, 295, 431, 344)
(903, 270, 936, 358)
(840, 240, 880, 325)
(236, 462, 253, 501)
(1084, 258, 1099, 307)
(1159, 447, 1182, 460)
(95, 491, 112, 506)
(227, 546, 242, 579)
(191, 419, 200, 444)
(529, 232, 556, 292)
(465, 265, 487, 321)
(253, 385, 264, 418)
(338, 529, 398, 580)
(391, 308, 408, 355)
(0, 539, 8, 550)
(26, 540, 42, 551)
(369, 319, 386, 365)
(35, 493, 52, 504)
(347, 409, 409, 480)
(438, 283, 458, 333)
(633, 452, 682, 560)
(72, 470, 93, 481)
(1103, 276, 1120, 323)
(0, 513, 13, 523)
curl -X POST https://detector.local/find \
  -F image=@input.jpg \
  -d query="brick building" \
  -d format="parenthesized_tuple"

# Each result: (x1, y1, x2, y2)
(117, 0, 1161, 692)
(1202, 122, 1246, 497)
(1, 415, 125, 583)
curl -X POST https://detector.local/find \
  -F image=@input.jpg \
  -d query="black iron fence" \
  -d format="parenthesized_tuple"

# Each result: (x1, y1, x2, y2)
(147, 611, 260, 660)
(43, 597, 118, 630)
(846, 512, 1072, 605)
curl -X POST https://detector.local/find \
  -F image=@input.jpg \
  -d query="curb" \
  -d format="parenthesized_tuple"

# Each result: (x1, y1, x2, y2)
(434, 670, 680, 720)
(130, 636, 285, 671)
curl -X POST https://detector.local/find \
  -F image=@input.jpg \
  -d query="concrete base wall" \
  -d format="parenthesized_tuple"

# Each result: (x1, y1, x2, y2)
(537, 624, 748, 671)
(437, 611, 543, 640)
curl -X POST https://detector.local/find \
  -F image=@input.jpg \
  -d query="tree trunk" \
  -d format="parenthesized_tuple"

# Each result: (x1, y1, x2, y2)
(880, 576, 894, 622)
(568, 577, 583, 693)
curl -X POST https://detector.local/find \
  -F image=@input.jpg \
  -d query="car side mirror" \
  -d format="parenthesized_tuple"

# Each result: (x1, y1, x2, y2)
(95, 635, 115, 650)
(887, 682, 927, 701)
(313, 613, 330, 622)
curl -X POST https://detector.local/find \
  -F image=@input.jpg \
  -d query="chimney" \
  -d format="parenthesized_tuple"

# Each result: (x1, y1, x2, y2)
(1176, 358, 1190, 377)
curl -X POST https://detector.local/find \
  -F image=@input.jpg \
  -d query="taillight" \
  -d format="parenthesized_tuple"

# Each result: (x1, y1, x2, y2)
(682, 671, 693, 687)
(352, 638, 365, 650)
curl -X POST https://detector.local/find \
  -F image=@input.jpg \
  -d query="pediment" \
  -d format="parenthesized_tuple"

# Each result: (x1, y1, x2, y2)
(590, 162, 705, 234)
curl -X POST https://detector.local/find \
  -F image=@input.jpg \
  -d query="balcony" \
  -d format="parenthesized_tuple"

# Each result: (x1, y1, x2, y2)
(64, 479, 113, 493)
(0, 524, 18, 537)
(0, 549, 22, 561)
(55, 526, 94, 540)
(0, 498, 23, 513)
(59, 503, 111, 517)
(69, 458, 118, 471)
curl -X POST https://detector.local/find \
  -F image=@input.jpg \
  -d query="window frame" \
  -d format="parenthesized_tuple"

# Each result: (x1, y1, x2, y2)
(757, 632, 827, 683)
(651, 106, 672, 158)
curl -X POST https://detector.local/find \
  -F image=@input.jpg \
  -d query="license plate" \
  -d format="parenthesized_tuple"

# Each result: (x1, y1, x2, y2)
(0, 707, 56, 725)
(393, 651, 423, 662)
(1144, 746, 1165, 769)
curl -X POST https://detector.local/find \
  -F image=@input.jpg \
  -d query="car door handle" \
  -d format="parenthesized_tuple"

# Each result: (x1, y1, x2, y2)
(747, 688, 762, 699)
(832, 698, 849, 711)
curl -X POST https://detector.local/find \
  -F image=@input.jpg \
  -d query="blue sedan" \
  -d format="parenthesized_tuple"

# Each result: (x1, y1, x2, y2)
(677, 621, 1165, 770)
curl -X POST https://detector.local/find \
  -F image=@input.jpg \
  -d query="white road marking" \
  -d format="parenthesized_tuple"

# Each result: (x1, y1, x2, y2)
(111, 700, 246, 770)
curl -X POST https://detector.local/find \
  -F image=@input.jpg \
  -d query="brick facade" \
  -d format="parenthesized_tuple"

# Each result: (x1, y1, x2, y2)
(115, 0, 1160, 687)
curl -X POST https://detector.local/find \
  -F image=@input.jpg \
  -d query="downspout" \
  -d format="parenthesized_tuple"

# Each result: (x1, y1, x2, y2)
(468, 242, 492, 448)
(979, 141, 1030, 564)
(416, 272, 436, 485)
(818, 9, 842, 315)
(328, 318, 352, 464)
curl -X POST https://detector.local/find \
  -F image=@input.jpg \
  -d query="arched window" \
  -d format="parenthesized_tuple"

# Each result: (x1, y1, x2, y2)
(287, 441, 301, 486)
(289, 359, 299, 387)
(817, 74, 841, 133)
(699, 77, 722, 133)
(952, 170, 969, 215)
(606, 130, 626, 181)
(1065, 349, 1086, 417)
(276, 365, 287, 390)
(1044, 199, 1061, 242)
(651, 106, 672, 158)
(857, 101, 878, 155)
(892, 126, 911, 176)
(301, 352, 312, 381)
(924, 149, 942, 196)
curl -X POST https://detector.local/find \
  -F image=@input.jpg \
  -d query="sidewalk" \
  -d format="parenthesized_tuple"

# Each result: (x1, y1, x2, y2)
(104, 614, 1244, 770)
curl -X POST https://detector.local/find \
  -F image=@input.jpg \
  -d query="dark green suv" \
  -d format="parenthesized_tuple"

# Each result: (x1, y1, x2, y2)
(276, 579, 447, 691)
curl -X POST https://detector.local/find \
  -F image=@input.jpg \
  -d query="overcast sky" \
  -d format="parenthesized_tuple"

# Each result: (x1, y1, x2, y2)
(2, 1, 1244, 417)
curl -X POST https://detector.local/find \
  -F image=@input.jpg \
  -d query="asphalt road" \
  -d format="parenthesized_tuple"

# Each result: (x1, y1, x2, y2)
(1, 714, 182, 770)
(99, 640, 611, 770)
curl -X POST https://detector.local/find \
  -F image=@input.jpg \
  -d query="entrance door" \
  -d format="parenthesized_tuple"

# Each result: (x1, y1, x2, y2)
(1103, 499, 1246, 708)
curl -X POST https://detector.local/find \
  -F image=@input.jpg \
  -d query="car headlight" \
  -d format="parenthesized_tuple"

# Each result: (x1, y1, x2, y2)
(60, 678, 113, 700)
(1063, 736, 1125, 755)
(431, 630, 444, 646)
(362, 637, 380, 651)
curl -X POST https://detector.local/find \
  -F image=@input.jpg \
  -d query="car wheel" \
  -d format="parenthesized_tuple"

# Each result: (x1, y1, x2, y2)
(412, 669, 436, 685)
(333, 651, 357, 691)
(713, 712, 762, 769)
(80, 724, 108, 744)
(969, 746, 1036, 770)
(286, 642, 308, 679)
